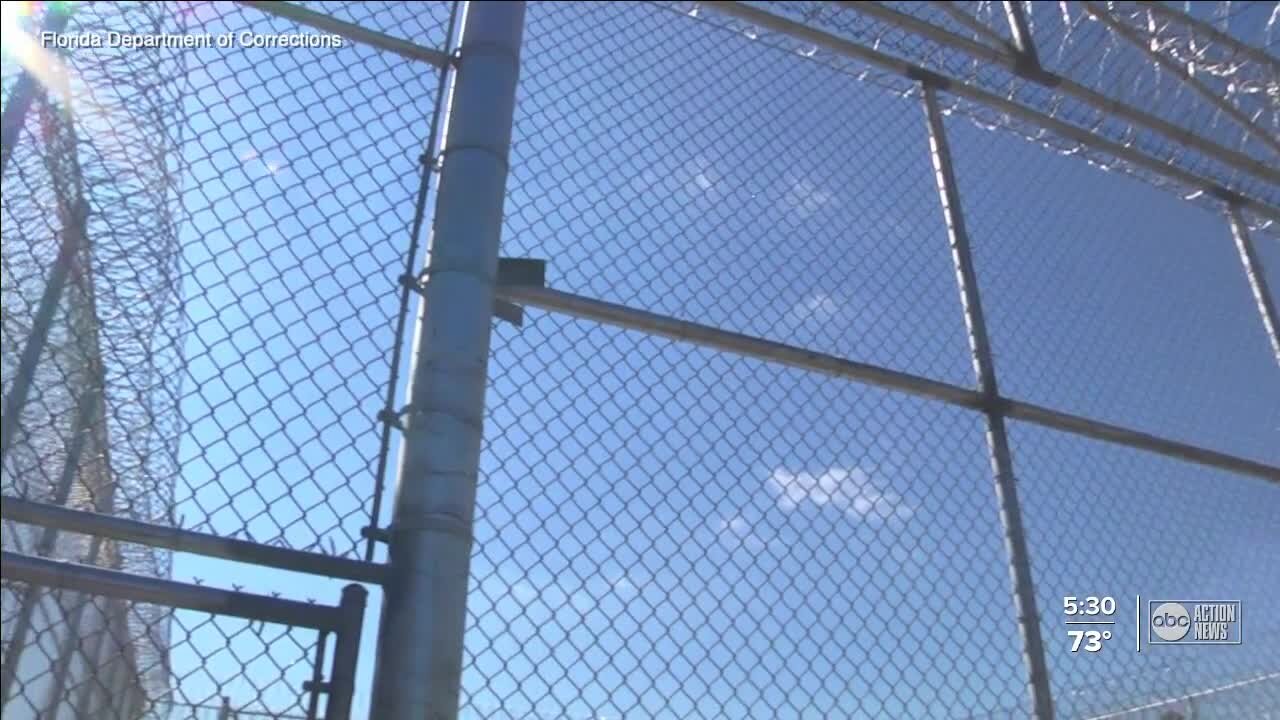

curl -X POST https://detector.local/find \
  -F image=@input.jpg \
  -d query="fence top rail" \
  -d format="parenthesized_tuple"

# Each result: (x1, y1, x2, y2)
(696, 1, 1280, 228)
(823, 0, 1279, 186)
(0, 550, 343, 631)
(235, 0, 449, 67)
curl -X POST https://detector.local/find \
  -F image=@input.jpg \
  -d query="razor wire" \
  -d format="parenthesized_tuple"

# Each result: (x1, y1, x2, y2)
(668, 1, 1280, 236)
(2, 0, 452, 557)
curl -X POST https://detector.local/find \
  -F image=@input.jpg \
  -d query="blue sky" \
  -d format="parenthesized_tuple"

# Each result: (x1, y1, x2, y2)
(7, 1, 1278, 718)
(461, 4, 1279, 718)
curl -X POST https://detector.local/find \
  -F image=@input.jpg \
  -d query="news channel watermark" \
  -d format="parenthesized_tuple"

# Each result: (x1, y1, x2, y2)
(1147, 600, 1242, 646)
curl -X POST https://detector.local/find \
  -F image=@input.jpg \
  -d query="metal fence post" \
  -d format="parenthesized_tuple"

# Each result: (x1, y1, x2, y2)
(1226, 205, 1280, 366)
(369, 2, 526, 718)
(325, 584, 367, 720)
(0, 389, 98, 706)
(0, 197, 88, 469)
(1001, 0, 1041, 71)
(921, 84, 1056, 719)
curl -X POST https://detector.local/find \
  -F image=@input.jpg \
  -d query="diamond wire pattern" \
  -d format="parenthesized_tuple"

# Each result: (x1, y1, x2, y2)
(3, 2, 450, 719)
(295, 1, 455, 50)
(1007, 420, 1280, 719)
(941, 112, 1280, 467)
(166, 1, 443, 556)
(2, 0, 448, 559)
(501, 1, 974, 387)
(465, 316, 1027, 719)
(735, 1, 1280, 211)
(457, 2, 1280, 719)
(3, 2, 1279, 719)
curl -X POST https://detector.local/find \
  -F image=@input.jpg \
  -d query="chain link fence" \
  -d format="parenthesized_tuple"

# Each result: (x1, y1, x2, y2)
(466, 2, 1279, 719)
(3, 1, 1279, 719)
(731, 1, 1280, 219)
(3, 0, 449, 717)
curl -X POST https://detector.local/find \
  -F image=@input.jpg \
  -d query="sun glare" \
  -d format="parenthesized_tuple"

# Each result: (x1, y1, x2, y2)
(0, 2, 30, 44)
(0, 1, 77, 105)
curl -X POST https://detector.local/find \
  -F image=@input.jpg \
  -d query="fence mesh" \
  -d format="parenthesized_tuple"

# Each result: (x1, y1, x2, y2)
(3, 1, 450, 717)
(501, 1, 975, 385)
(464, 2, 1280, 718)
(726, 1, 1280, 218)
(162, 0, 450, 556)
(1009, 422, 1280, 719)
(3, 1, 1279, 719)
(2, 0, 452, 556)
(471, 324, 1032, 718)
(942, 112, 1280, 467)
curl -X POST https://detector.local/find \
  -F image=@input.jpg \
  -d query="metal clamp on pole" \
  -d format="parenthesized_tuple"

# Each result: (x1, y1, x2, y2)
(359, 524, 391, 545)
(396, 256, 543, 326)
(494, 256, 546, 327)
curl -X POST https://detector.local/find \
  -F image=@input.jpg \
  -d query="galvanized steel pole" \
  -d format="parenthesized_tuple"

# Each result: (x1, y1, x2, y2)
(369, 2, 525, 718)
(325, 584, 367, 720)
(921, 84, 1056, 719)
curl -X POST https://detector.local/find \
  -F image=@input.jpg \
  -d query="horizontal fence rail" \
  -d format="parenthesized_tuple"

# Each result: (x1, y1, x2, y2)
(497, 285, 1280, 484)
(2, 2, 455, 719)
(3, 552, 346, 631)
(235, 0, 450, 67)
(1, 497, 389, 585)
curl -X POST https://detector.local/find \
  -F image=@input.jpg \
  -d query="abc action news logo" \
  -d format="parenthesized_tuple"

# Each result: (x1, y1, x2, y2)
(1149, 600, 1242, 645)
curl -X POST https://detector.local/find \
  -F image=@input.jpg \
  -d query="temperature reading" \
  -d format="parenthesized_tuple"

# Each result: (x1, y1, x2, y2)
(1068, 630, 1112, 652)
(1063, 595, 1117, 654)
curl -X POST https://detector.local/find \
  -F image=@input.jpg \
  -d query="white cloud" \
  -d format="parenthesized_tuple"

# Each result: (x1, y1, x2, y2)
(791, 292, 840, 322)
(714, 512, 769, 552)
(782, 171, 834, 217)
(779, 291, 847, 336)
(238, 146, 289, 178)
(677, 154, 721, 197)
(603, 570, 638, 596)
(765, 466, 913, 521)
(511, 581, 537, 602)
